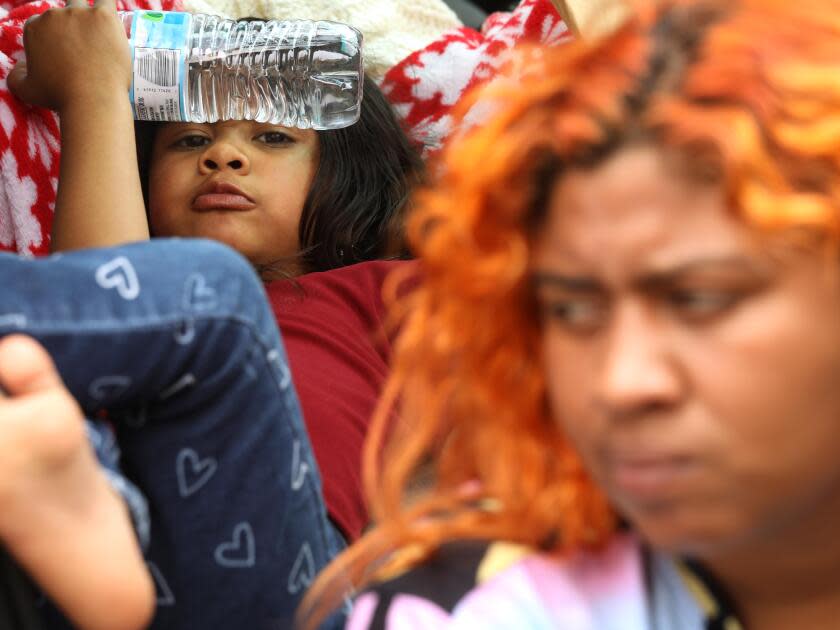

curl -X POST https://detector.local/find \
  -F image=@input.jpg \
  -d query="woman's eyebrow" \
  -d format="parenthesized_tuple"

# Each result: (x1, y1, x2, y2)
(637, 256, 768, 290)
(532, 257, 766, 292)
(532, 272, 603, 292)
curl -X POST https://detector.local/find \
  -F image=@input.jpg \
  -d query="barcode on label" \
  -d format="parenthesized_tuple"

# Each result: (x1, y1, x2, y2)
(136, 48, 178, 87)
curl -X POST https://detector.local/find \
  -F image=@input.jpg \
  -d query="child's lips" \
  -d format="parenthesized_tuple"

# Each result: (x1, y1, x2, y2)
(193, 180, 256, 211)
(192, 193, 257, 211)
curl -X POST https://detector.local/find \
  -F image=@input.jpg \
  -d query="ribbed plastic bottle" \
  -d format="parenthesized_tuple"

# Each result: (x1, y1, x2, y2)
(117, 10, 364, 129)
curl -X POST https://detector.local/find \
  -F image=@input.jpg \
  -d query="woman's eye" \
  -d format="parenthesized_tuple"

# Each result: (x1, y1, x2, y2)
(668, 290, 739, 318)
(543, 299, 606, 332)
(256, 131, 293, 145)
(172, 135, 210, 149)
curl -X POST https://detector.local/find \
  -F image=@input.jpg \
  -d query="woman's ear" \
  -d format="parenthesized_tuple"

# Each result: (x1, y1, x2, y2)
(551, 0, 631, 39)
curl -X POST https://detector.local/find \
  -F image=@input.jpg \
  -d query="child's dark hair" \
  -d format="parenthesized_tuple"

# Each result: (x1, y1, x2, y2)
(135, 74, 423, 274)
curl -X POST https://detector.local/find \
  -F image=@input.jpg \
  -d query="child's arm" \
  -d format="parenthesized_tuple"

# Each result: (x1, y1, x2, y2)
(8, 0, 150, 252)
(0, 335, 154, 630)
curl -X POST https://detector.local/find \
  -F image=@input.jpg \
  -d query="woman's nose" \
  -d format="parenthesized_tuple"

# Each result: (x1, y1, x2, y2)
(596, 301, 685, 420)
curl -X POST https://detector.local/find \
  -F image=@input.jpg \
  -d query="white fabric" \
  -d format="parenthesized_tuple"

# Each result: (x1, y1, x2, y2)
(648, 551, 706, 630)
(179, 0, 464, 80)
(554, 0, 630, 39)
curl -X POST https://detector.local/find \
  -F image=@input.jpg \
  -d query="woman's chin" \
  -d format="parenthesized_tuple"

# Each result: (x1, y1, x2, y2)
(624, 506, 751, 557)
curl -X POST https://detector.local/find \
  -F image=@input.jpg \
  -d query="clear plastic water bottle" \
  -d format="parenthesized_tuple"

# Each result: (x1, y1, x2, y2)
(117, 10, 364, 130)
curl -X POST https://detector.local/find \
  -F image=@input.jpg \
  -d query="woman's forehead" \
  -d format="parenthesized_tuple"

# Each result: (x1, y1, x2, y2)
(534, 146, 752, 268)
(530, 148, 840, 292)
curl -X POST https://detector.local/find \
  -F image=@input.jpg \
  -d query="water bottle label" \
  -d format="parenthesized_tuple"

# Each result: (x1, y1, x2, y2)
(128, 11, 192, 121)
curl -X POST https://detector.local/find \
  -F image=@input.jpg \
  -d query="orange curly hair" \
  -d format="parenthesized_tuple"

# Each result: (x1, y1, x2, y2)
(299, 0, 840, 624)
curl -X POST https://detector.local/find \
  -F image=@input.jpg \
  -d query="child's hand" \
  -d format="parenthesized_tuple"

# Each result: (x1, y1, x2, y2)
(10, 0, 150, 254)
(7, 0, 131, 113)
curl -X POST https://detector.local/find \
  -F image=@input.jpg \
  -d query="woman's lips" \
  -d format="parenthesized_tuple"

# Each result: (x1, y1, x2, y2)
(192, 193, 257, 211)
(607, 455, 697, 502)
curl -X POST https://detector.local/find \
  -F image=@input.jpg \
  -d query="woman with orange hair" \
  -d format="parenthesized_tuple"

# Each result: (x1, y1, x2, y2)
(300, 0, 840, 628)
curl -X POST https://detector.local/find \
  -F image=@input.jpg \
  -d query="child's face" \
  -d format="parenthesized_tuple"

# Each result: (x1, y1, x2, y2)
(147, 121, 319, 273)
(532, 145, 840, 560)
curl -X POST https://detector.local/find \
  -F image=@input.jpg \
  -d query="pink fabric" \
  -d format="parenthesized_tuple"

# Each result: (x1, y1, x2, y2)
(386, 594, 452, 629)
(346, 593, 380, 630)
(347, 592, 452, 630)
(346, 535, 650, 630)
(524, 535, 648, 625)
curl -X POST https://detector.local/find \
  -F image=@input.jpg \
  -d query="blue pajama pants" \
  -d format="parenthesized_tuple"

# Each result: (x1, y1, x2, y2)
(0, 239, 346, 630)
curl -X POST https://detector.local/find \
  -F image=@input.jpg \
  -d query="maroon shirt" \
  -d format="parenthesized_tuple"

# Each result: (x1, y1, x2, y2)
(266, 260, 404, 541)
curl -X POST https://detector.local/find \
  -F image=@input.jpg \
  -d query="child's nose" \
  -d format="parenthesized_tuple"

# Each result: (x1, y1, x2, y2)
(203, 157, 244, 170)
(199, 143, 250, 174)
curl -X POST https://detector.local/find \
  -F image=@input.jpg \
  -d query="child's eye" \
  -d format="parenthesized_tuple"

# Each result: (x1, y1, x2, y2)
(256, 131, 293, 146)
(172, 135, 211, 149)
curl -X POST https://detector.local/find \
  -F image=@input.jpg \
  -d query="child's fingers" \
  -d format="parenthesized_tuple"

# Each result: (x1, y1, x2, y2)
(8, 14, 40, 105)
(6, 60, 31, 104)
(92, 0, 116, 12)
(0, 335, 64, 398)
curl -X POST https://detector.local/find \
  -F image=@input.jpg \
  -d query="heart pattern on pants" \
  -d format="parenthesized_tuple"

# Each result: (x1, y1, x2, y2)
(214, 522, 256, 568)
(148, 562, 176, 606)
(176, 448, 218, 498)
(95, 256, 140, 300)
(88, 375, 132, 403)
(291, 440, 310, 492)
(287, 542, 315, 594)
(183, 273, 218, 312)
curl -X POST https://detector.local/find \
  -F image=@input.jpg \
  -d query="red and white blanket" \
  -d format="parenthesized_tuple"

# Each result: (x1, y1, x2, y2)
(382, 0, 572, 154)
(0, 0, 571, 256)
